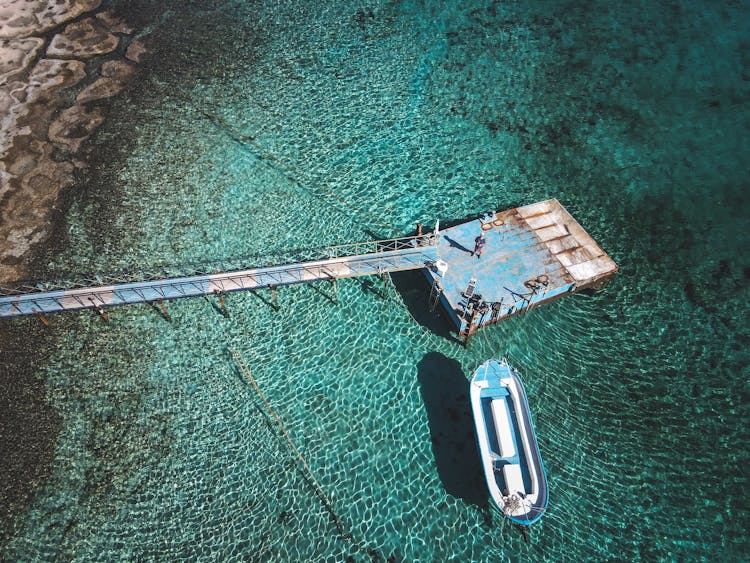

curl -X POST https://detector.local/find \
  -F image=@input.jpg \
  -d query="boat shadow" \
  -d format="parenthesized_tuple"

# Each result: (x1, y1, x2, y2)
(416, 352, 487, 507)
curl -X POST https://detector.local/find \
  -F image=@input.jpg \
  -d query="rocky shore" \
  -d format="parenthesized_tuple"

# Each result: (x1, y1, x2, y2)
(0, 0, 153, 546)
(0, 0, 148, 283)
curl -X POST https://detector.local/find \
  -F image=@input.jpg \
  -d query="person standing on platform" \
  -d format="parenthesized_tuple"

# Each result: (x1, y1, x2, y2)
(473, 232, 486, 258)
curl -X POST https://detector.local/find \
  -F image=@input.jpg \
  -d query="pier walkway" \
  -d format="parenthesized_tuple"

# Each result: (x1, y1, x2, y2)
(0, 234, 438, 318)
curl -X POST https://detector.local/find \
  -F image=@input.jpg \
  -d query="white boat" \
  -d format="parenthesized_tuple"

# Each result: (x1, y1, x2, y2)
(470, 358, 548, 525)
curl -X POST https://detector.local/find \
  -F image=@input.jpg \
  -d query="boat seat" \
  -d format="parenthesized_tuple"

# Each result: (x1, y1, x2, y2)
(503, 463, 525, 496)
(480, 386, 508, 399)
(490, 398, 516, 458)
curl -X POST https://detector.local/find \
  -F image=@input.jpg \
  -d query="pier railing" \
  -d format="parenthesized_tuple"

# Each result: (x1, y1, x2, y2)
(324, 232, 438, 259)
(0, 233, 438, 298)
(0, 232, 440, 318)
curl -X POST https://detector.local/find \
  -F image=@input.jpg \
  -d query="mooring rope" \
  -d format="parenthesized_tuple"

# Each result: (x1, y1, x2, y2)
(230, 348, 351, 538)
(197, 296, 391, 559)
(232, 348, 395, 559)
(165, 87, 399, 234)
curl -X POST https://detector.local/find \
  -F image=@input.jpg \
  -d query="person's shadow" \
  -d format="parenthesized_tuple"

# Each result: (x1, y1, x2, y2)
(417, 352, 487, 506)
(442, 235, 472, 254)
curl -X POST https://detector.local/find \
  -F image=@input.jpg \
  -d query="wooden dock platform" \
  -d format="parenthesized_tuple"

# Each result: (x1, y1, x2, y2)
(426, 199, 618, 339)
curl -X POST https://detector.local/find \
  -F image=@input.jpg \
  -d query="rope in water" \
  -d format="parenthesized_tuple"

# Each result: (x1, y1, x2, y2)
(176, 91, 399, 234)
(230, 348, 351, 538)
(201, 303, 387, 559)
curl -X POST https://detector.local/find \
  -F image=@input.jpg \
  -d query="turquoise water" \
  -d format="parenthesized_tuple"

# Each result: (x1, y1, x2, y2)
(2, 0, 749, 560)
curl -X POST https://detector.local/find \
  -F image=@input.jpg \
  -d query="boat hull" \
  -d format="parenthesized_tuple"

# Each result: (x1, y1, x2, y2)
(470, 358, 548, 525)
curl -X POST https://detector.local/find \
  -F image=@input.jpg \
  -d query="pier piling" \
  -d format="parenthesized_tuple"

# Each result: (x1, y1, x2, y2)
(156, 299, 171, 321)
(35, 311, 49, 327)
(88, 297, 109, 321)
(331, 277, 338, 304)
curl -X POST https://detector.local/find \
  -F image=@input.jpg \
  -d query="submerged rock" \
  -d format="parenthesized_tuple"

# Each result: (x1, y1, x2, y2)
(125, 40, 149, 63)
(0, 37, 44, 84)
(48, 104, 105, 153)
(0, 59, 86, 164)
(47, 17, 119, 59)
(100, 60, 137, 82)
(27, 58, 87, 94)
(76, 76, 127, 104)
(0, 0, 102, 38)
(96, 10, 134, 35)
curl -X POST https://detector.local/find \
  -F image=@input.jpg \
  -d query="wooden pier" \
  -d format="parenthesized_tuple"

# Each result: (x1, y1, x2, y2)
(0, 200, 618, 336)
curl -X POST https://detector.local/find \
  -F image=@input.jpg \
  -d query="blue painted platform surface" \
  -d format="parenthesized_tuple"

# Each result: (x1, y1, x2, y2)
(426, 199, 618, 335)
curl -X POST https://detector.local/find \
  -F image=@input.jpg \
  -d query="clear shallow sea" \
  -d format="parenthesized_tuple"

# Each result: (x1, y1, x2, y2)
(1, 0, 749, 560)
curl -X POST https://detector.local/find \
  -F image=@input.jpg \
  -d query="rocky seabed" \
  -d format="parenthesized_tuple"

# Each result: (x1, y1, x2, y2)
(0, 0, 148, 281)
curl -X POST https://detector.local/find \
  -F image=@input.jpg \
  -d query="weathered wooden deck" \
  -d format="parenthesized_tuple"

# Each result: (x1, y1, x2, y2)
(425, 199, 618, 338)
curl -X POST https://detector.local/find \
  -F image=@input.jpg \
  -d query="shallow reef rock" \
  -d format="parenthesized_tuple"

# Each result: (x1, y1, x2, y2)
(0, 58, 86, 191)
(75, 76, 126, 104)
(48, 104, 105, 152)
(47, 17, 119, 59)
(125, 40, 148, 63)
(95, 10, 134, 35)
(0, 0, 145, 282)
(100, 60, 136, 82)
(0, 0, 102, 38)
(0, 37, 44, 83)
